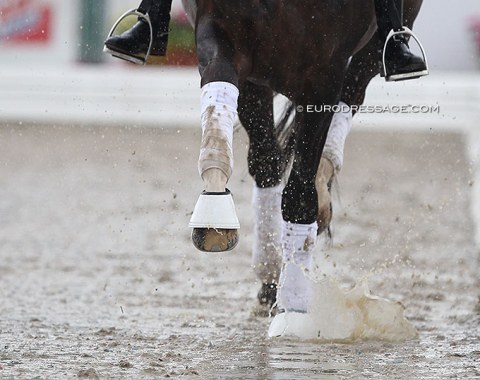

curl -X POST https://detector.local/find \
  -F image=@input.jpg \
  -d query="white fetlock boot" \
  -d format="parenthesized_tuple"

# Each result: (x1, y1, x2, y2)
(268, 221, 317, 337)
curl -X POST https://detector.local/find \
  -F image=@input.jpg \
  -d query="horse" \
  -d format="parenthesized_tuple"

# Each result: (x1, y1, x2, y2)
(182, 0, 424, 314)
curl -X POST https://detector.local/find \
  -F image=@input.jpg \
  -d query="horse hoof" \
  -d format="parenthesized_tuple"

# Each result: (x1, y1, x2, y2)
(189, 190, 240, 252)
(192, 228, 239, 252)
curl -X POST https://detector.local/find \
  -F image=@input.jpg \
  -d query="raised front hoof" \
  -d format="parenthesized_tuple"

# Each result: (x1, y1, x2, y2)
(192, 228, 239, 253)
(189, 190, 240, 252)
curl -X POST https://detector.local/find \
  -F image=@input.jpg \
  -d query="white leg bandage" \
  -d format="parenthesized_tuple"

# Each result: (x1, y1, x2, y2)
(323, 101, 352, 173)
(277, 221, 318, 312)
(252, 184, 284, 284)
(199, 81, 239, 180)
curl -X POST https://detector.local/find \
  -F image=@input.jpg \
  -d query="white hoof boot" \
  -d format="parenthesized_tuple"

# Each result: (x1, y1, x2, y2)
(268, 311, 310, 338)
(189, 190, 240, 252)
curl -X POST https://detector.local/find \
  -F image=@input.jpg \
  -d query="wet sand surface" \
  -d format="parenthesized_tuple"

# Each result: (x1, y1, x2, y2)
(0, 124, 479, 379)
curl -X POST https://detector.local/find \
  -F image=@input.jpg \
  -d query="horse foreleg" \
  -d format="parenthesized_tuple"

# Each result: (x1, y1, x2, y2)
(198, 81, 238, 192)
(275, 65, 348, 314)
(277, 103, 335, 313)
(276, 219, 318, 314)
(189, 14, 242, 252)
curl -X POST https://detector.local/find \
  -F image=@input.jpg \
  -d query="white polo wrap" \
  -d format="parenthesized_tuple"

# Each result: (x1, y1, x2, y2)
(323, 101, 353, 173)
(199, 81, 239, 180)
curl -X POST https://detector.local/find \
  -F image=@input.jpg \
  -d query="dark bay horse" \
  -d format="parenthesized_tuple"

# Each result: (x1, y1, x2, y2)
(183, 0, 424, 314)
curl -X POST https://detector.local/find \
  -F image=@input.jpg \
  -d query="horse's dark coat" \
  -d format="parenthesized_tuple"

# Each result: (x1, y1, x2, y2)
(184, 0, 423, 224)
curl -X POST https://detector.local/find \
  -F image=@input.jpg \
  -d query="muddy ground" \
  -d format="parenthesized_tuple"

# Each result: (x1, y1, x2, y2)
(0, 124, 479, 379)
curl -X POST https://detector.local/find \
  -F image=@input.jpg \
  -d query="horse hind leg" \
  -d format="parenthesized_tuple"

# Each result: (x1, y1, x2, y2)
(316, 101, 353, 235)
(314, 0, 422, 238)
(320, 2, 423, 234)
(315, 157, 334, 236)
(341, 0, 423, 107)
(317, 35, 381, 238)
(238, 81, 285, 311)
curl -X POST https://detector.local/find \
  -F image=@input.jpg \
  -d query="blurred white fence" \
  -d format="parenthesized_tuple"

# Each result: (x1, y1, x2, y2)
(1, 65, 478, 130)
(0, 65, 201, 128)
(1, 65, 479, 245)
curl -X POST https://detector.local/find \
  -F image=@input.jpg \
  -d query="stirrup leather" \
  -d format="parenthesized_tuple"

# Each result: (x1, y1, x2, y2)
(103, 8, 154, 65)
(381, 27, 429, 82)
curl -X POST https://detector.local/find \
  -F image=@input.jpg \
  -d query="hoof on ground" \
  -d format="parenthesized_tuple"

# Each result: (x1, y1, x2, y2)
(191, 228, 239, 252)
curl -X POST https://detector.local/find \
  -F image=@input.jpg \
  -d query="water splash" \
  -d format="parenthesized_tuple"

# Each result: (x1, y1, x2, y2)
(268, 277, 418, 342)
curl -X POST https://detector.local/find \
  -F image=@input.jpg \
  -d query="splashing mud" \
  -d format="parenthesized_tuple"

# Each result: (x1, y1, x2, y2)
(269, 277, 417, 342)
(0, 126, 478, 378)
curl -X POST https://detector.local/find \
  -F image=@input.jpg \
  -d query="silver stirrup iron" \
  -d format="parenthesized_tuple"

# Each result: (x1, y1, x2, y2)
(103, 8, 154, 65)
(381, 27, 429, 82)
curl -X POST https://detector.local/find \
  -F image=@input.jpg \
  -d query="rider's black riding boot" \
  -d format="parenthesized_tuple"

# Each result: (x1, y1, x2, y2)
(104, 0, 172, 62)
(374, 0, 427, 81)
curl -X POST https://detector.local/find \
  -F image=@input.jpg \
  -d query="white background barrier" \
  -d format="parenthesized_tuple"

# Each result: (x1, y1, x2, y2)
(0, 65, 479, 245)
(1, 65, 479, 130)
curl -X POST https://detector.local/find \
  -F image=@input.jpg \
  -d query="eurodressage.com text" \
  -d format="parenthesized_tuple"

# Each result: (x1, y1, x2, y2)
(296, 104, 440, 114)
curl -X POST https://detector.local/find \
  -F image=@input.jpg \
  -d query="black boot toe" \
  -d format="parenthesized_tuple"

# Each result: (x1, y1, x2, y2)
(104, 19, 168, 59)
(382, 39, 428, 81)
